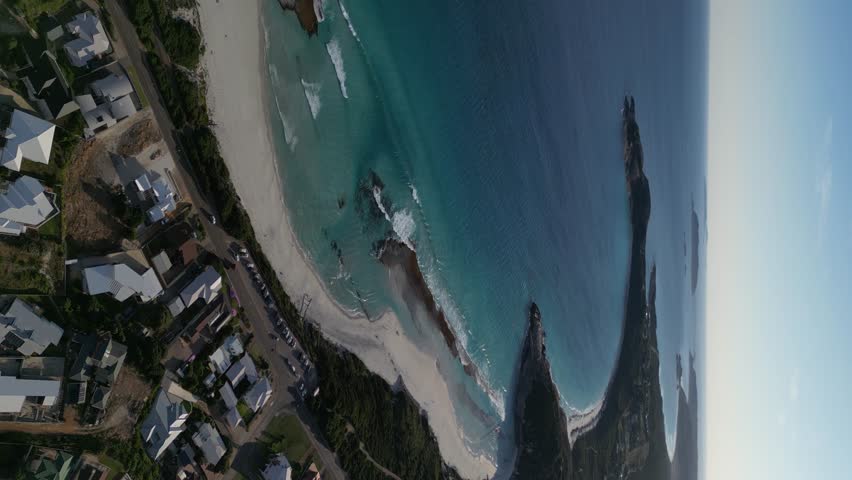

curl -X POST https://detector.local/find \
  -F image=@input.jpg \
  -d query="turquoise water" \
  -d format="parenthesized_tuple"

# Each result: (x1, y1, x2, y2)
(260, 0, 707, 465)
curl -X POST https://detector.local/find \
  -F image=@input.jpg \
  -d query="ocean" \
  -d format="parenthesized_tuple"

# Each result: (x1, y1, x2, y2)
(260, 0, 707, 467)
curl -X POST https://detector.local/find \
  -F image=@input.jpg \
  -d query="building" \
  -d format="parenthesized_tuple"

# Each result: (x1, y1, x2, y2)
(180, 266, 222, 309)
(219, 383, 238, 410)
(0, 375, 61, 413)
(261, 454, 292, 480)
(64, 12, 111, 67)
(0, 298, 63, 355)
(300, 463, 321, 480)
(68, 335, 126, 411)
(191, 422, 227, 467)
(243, 377, 272, 412)
(225, 354, 258, 388)
(133, 174, 176, 223)
(77, 73, 138, 137)
(224, 407, 242, 429)
(82, 263, 164, 302)
(208, 335, 244, 374)
(0, 175, 57, 236)
(140, 389, 189, 460)
(29, 450, 77, 480)
(0, 109, 55, 171)
(18, 51, 78, 121)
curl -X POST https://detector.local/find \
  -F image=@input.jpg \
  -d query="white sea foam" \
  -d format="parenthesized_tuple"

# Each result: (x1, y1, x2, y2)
(372, 186, 417, 252)
(338, 0, 360, 41)
(274, 95, 298, 150)
(325, 38, 349, 99)
(268, 63, 280, 87)
(409, 183, 421, 206)
(301, 79, 322, 119)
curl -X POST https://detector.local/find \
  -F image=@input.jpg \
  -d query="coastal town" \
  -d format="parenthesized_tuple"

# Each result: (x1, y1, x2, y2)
(0, 1, 341, 480)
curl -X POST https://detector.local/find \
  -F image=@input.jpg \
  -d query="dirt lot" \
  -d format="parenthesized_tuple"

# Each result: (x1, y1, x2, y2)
(63, 111, 164, 257)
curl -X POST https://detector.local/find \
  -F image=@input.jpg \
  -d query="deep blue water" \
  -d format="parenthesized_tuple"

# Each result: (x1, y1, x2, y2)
(261, 0, 707, 466)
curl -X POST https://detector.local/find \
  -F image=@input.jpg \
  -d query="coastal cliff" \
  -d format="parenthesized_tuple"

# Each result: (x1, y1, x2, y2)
(511, 303, 572, 480)
(512, 97, 675, 480)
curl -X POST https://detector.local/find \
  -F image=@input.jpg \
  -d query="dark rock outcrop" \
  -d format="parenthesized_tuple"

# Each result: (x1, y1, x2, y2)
(511, 303, 572, 480)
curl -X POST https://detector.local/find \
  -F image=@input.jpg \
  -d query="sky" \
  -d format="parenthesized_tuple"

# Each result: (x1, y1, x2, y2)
(706, 1, 852, 479)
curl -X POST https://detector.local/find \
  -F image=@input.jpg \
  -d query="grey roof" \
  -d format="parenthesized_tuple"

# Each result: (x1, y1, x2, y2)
(91, 384, 111, 410)
(243, 377, 272, 412)
(0, 175, 55, 233)
(167, 297, 186, 317)
(140, 389, 188, 460)
(180, 266, 223, 308)
(208, 335, 243, 374)
(151, 251, 173, 275)
(225, 354, 258, 388)
(64, 12, 110, 67)
(224, 407, 242, 428)
(92, 337, 126, 385)
(261, 454, 292, 480)
(83, 263, 163, 302)
(109, 95, 137, 120)
(0, 110, 55, 171)
(219, 383, 238, 409)
(66, 382, 86, 405)
(69, 334, 96, 382)
(91, 74, 133, 102)
(191, 423, 227, 466)
(0, 298, 63, 356)
(0, 376, 61, 413)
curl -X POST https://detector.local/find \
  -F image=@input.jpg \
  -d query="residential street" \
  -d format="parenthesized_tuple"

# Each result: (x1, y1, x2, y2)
(101, 2, 347, 479)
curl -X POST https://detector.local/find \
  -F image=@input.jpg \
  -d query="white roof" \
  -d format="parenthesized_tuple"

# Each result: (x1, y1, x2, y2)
(141, 389, 188, 460)
(0, 376, 61, 413)
(0, 176, 55, 232)
(1, 110, 55, 171)
(219, 383, 238, 409)
(167, 297, 186, 317)
(64, 12, 110, 67)
(243, 377, 272, 412)
(0, 298, 63, 356)
(226, 354, 258, 388)
(151, 251, 172, 274)
(83, 263, 164, 302)
(192, 423, 227, 466)
(91, 74, 133, 102)
(110, 95, 137, 120)
(180, 266, 223, 307)
(262, 454, 292, 480)
(135, 174, 176, 223)
(208, 335, 243, 374)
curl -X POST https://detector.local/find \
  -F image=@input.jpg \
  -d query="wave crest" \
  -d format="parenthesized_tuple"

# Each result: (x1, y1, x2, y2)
(301, 79, 322, 119)
(326, 38, 349, 99)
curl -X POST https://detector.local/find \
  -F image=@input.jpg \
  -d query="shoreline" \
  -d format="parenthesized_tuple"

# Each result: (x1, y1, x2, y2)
(196, 0, 496, 477)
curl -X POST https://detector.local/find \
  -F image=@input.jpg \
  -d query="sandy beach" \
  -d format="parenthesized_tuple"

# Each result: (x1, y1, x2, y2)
(196, 0, 495, 477)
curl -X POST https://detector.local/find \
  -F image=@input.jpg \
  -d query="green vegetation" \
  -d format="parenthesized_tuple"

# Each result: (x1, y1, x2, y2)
(7, 0, 65, 26)
(61, 289, 168, 383)
(236, 400, 254, 424)
(261, 415, 311, 464)
(124, 64, 149, 107)
(128, 0, 203, 69)
(0, 443, 30, 479)
(97, 454, 126, 480)
(0, 231, 64, 294)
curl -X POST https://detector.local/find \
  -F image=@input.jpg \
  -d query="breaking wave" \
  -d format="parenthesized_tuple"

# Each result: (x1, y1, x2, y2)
(325, 38, 349, 99)
(301, 79, 322, 119)
(273, 95, 298, 150)
(338, 0, 360, 42)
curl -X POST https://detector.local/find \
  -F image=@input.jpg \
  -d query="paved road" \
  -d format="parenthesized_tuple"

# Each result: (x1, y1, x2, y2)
(102, 3, 347, 479)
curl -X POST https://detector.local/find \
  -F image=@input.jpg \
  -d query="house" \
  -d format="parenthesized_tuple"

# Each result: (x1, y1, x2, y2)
(82, 263, 163, 302)
(0, 375, 61, 413)
(261, 454, 292, 480)
(133, 174, 176, 223)
(29, 450, 77, 480)
(0, 298, 63, 355)
(225, 354, 258, 388)
(151, 251, 172, 275)
(68, 335, 126, 412)
(224, 407, 242, 429)
(219, 383, 238, 410)
(208, 334, 243, 374)
(66, 382, 86, 405)
(64, 12, 111, 67)
(0, 175, 57, 236)
(0, 109, 55, 171)
(243, 377, 272, 412)
(191, 423, 227, 467)
(180, 266, 222, 308)
(77, 73, 138, 137)
(18, 52, 79, 121)
(140, 389, 189, 460)
(300, 463, 321, 480)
